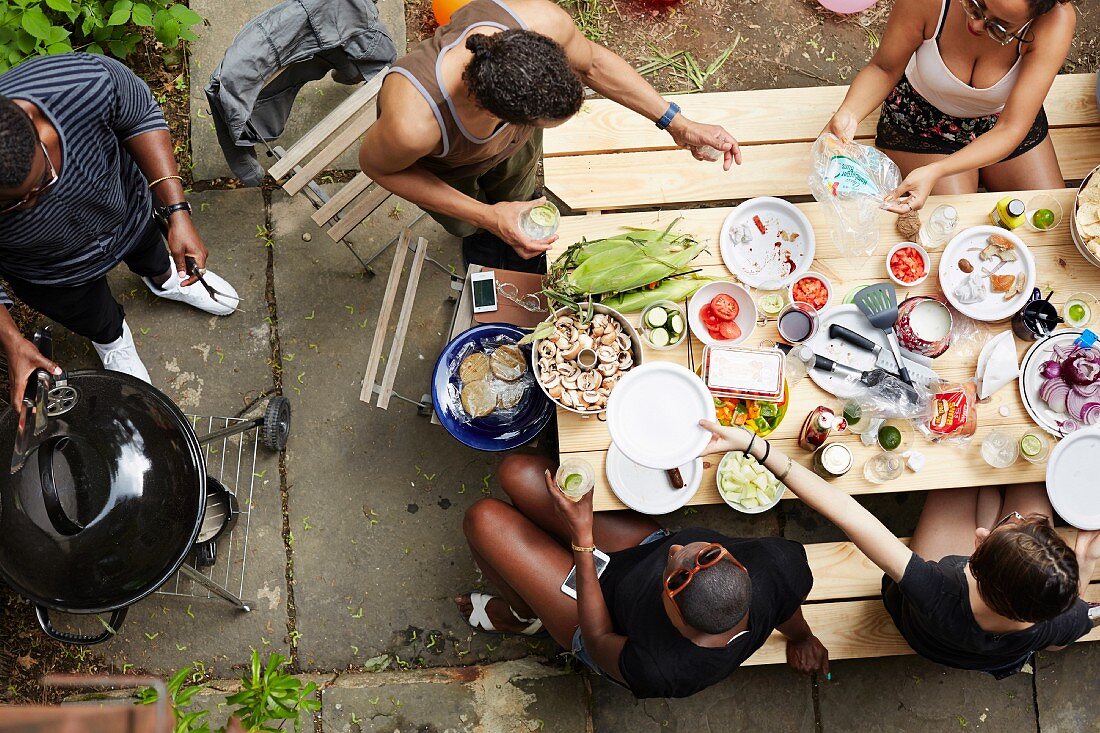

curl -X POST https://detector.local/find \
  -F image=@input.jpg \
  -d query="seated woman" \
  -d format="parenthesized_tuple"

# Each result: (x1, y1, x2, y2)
(825, 0, 1075, 213)
(455, 454, 829, 699)
(700, 420, 1099, 677)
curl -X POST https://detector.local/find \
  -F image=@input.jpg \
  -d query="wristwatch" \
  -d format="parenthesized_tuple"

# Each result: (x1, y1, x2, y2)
(655, 102, 681, 131)
(156, 201, 193, 220)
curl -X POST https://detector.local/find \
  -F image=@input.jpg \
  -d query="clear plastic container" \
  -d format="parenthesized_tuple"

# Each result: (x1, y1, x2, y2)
(702, 346, 786, 402)
(918, 204, 958, 250)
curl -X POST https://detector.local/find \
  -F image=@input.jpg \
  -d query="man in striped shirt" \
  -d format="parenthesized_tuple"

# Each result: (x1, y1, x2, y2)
(0, 53, 239, 408)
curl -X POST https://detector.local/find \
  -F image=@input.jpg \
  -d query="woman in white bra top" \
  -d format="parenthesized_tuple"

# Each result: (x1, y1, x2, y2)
(825, 0, 1075, 214)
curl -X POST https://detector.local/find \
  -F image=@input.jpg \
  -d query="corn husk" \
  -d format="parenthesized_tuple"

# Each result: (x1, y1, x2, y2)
(601, 274, 720, 313)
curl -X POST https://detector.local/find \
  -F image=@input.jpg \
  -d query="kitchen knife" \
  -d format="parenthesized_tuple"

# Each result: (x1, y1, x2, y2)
(825, 323, 939, 391)
(804, 352, 921, 406)
(829, 324, 882, 357)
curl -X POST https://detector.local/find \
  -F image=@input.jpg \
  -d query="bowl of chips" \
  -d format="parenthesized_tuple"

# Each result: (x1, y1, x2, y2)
(1071, 165, 1100, 268)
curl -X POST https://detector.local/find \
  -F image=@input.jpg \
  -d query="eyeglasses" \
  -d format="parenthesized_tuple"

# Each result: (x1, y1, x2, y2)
(664, 543, 744, 598)
(0, 140, 59, 215)
(992, 511, 1025, 530)
(957, 0, 1034, 45)
(497, 282, 545, 313)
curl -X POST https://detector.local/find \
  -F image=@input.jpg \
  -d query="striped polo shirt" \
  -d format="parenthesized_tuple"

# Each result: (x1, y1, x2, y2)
(0, 53, 168, 304)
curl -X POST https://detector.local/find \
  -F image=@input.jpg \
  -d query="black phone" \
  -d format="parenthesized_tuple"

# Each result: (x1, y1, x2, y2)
(560, 548, 611, 599)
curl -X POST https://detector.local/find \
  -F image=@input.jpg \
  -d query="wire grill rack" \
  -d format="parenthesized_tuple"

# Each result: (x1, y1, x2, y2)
(155, 414, 260, 607)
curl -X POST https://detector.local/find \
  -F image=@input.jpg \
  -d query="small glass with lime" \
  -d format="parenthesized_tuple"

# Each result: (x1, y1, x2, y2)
(520, 202, 561, 240)
(1024, 194, 1062, 232)
(1019, 431, 1052, 465)
(876, 419, 912, 452)
(1063, 292, 1099, 330)
(555, 458, 596, 502)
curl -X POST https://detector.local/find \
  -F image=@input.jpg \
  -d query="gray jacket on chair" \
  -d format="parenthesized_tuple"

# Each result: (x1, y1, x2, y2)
(205, 0, 396, 185)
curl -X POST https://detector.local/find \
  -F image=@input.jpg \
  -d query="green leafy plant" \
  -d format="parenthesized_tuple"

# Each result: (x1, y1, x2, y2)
(225, 650, 321, 733)
(0, 0, 204, 73)
(137, 665, 212, 733)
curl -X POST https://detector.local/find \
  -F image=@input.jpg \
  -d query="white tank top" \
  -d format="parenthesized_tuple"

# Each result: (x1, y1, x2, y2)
(904, 0, 1028, 118)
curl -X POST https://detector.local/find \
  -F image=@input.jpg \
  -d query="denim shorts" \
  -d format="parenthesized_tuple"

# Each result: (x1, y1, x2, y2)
(570, 528, 670, 675)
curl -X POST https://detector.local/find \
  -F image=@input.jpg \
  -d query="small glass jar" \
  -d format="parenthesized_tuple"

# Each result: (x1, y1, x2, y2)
(555, 458, 595, 501)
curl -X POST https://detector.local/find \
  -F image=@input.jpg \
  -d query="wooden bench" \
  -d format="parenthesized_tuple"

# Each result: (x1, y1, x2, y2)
(746, 530, 1100, 665)
(544, 72, 1100, 212)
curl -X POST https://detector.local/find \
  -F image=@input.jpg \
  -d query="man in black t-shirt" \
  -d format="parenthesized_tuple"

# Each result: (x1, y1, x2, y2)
(454, 454, 829, 699)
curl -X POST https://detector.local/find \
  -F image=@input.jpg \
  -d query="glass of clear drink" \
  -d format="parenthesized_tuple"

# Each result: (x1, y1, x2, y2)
(519, 202, 560, 240)
(981, 429, 1020, 469)
(1019, 431, 1052, 465)
(555, 458, 595, 502)
(863, 452, 904, 484)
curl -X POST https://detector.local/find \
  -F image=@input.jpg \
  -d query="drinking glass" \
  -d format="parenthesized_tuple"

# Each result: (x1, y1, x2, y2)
(1024, 193, 1062, 232)
(1019, 431, 1052, 465)
(981, 430, 1020, 469)
(555, 458, 595, 501)
(863, 453, 904, 484)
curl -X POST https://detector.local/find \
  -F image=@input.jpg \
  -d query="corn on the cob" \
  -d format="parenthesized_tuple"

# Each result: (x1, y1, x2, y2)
(601, 275, 720, 313)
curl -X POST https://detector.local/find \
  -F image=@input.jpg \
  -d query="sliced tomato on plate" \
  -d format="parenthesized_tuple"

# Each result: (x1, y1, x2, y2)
(710, 294, 739, 321)
(700, 304, 720, 329)
(718, 320, 742, 340)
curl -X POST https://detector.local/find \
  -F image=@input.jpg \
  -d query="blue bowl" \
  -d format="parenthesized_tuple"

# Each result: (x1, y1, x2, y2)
(431, 324, 553, 452)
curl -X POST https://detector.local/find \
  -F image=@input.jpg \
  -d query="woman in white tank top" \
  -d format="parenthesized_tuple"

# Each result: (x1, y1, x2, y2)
(824, 0, 1075, 214)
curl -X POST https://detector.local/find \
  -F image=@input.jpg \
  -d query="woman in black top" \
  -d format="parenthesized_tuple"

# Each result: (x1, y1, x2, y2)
(700, 421, 1099, 677)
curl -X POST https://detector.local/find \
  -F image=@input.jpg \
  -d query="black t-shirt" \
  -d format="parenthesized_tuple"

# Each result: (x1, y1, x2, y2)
(598, 527, 812, 699)
(882, 553, 1091, 672)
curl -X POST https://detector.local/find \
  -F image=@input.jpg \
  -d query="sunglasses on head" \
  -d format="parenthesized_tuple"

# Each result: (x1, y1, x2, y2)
(957, 0, 1034, 45)
(0, 139, 58, 215)
(992, 511, 1025, 530)
(664, 543, 744, 598)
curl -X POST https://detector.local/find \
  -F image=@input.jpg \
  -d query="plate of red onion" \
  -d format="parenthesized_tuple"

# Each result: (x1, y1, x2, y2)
(1019, 330, 1100, 437)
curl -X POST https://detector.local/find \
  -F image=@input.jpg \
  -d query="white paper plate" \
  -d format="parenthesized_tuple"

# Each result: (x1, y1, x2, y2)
(606, 362, 716, 470)
(1018, 329, 1085, 437)
(804, 305, 940, 399)
(939, 226, 1036, 322)
(605, 443, 702, 515)
(719, 197, 815, 289)
(1046, 426, 1100, 529)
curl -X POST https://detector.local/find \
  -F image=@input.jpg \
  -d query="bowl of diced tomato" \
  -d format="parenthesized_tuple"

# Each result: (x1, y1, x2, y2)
(788, 272, 831, 311)
(713, 382, 789, 437)
(887, 243, 930, 287)
(688, 281, 756, 347)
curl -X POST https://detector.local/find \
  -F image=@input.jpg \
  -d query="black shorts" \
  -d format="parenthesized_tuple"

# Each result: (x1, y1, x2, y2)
(875, 75, 1048, 161)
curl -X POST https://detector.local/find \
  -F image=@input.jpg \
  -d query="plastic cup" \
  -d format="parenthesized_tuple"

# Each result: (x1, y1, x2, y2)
(1063, 292, 1099, 330)
(1024, 194, 1062, 232)
(555, 458, 595, 501)
(1020, 432, 1052, 465)
(981, 430, 1020, 469)
(863, 452, 904, 484)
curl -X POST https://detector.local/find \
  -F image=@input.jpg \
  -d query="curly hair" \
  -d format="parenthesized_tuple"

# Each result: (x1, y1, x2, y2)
(462, 31, 584, 126)
(0, 96, 36, 189)
(969, 514, 1080, 623)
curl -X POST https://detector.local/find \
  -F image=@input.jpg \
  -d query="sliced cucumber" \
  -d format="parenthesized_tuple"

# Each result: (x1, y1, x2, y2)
(644, 307, 668, 328)
(668, 313, 684, 335)
(649, 327, 670, 347)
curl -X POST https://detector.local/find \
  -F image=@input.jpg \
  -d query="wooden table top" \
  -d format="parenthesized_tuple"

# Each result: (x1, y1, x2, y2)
(549, 188, 1092, 512)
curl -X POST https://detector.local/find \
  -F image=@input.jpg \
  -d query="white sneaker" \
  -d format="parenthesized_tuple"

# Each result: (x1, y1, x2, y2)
(144, 269, 239, 316)
(93, 321, 151, 383)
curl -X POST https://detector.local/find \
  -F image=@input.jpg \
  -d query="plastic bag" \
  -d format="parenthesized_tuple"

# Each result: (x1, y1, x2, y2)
(808, 133, 902, 265)
(916, 380, 979, 446)
(838, 369, 932, 421)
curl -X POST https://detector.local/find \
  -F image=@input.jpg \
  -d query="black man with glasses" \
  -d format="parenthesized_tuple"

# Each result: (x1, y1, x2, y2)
(0, 53, 239, 410)
(455, 453, 829, 698)
(824, 0, 1074, 216)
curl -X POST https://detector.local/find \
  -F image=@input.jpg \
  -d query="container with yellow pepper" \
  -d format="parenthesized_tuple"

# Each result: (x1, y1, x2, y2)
(712, 382, 790, 437)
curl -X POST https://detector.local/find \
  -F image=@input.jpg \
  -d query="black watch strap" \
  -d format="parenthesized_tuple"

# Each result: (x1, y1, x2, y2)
(158, 201, 192, 219)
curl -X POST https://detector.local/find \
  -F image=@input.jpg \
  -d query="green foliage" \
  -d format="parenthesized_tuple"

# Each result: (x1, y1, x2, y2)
(137, 665, 212, 733)
(225, 650, 321, 733)
(0, 0, 205, 73)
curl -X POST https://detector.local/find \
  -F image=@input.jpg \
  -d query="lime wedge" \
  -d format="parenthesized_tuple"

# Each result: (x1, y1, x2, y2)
(563, 473, 583, 493)
(1020, 434, 1043, 458)
(529, 204, 558, 228)
(878, 425, 902, 451)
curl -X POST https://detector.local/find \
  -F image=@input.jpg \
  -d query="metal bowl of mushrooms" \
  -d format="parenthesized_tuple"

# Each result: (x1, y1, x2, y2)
(532, 303, 643, 414)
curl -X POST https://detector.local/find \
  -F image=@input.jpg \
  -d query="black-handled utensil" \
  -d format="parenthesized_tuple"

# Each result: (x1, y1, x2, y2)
(184, 256, 245, 313)
(798, 349, 920, 406)
(829, 324, 882, 357)
(852, 283, 914, 387)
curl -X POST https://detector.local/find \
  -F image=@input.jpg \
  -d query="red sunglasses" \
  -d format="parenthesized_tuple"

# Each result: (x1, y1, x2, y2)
(664, 543, 745, 599)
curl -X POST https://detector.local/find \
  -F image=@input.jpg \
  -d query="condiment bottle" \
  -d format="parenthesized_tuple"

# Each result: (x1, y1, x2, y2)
(918, 205, 958, 249)
(990, 197, 1025, 230)
(798, 406, 846, 451)
(813, 443, 853, 479)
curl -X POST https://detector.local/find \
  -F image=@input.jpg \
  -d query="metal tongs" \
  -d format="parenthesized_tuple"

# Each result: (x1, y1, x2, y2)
(11, 328, 65, 474)
(185, 256, 245, 313)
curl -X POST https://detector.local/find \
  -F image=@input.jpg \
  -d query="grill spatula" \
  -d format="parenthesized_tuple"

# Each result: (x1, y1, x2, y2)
(852, 283, 914, 387)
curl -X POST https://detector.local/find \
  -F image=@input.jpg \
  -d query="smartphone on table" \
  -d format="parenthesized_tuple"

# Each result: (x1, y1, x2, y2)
(471, 270, 498, 314)
(561, 548, 611, 599)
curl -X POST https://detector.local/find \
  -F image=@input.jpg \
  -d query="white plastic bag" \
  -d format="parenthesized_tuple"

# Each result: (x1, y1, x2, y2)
(808, 133, 902, 265)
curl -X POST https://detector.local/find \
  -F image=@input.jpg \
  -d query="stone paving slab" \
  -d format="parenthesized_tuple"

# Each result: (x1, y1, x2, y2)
(188, 0, 406, 182)
(45, 189, 288, 676)
(1036, 644, 1100, 733)
(590, 664, 815, 733)
(818, 654, 1036, 732)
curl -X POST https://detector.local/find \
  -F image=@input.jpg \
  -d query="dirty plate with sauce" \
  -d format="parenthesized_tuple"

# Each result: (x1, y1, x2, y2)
(720, 197, 816, 289)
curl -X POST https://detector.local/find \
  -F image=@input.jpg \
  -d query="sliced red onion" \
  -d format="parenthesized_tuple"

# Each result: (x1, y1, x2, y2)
(1040, 360, 1062, 379)
(1066, 389, 1093, 421)
(1040, 377, 1070, 414)
(1076, 380, 1100, 398)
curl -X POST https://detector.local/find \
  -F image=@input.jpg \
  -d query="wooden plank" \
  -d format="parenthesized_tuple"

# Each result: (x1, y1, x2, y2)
(360, 230, 410, 404)
(548, 189, 1100, 509)
(544, 126, 1100, 211)
(377, 237, 429, 409)
(312, 172, 373, 226)
(327, 187, 393, 242)
(269, 70, 387, 181)
(746, 582, 1100, 666)
(283, 104, 379, 196)
(544, 72, 1098, 157)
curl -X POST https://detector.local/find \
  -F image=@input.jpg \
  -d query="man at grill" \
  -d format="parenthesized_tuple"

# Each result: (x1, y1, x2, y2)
(359, 0, 740, 274)
(0, 53, 239, 407)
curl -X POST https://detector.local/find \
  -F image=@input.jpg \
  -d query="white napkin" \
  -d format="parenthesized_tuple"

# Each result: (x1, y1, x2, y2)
(975, 331, 1020, 400)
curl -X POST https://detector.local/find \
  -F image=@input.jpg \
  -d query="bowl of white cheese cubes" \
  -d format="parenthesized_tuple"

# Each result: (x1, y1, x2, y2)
(716, 450, 784, 513)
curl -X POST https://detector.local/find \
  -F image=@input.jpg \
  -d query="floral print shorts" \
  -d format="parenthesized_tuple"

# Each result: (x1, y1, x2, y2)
(875, 75, 1048, 161)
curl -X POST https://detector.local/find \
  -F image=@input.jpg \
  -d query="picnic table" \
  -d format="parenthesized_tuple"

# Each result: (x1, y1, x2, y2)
(548, 187, 1085, 512)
